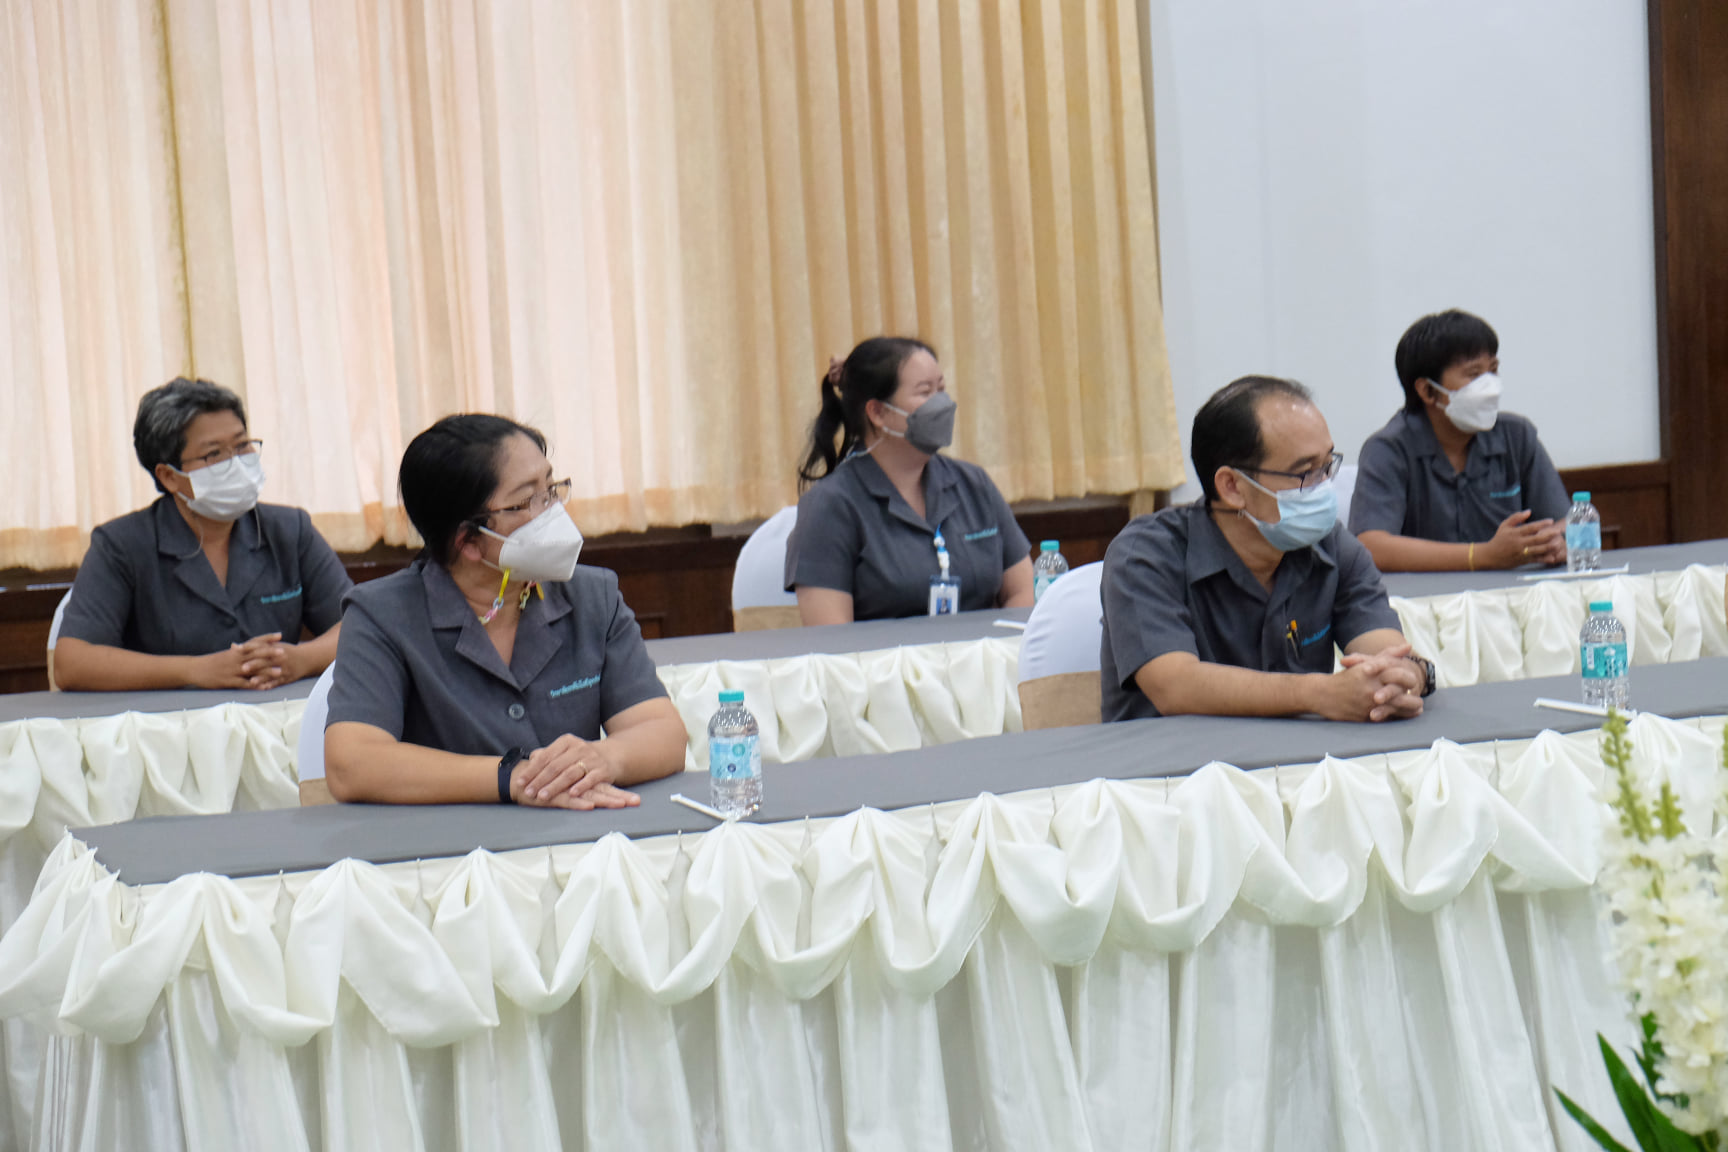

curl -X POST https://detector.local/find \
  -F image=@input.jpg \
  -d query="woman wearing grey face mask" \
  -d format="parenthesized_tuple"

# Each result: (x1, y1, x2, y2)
(53, 377, 353, 692)
(785, 336, 1035, 625)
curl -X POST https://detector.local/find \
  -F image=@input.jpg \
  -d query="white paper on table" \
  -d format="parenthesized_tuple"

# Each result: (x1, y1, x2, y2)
(1517, 564, 1631, 582)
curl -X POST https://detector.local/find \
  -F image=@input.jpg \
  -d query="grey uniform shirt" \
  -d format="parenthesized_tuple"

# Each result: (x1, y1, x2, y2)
(1100, 502, 1403, 722)
(1348, 409, 1570, 543)
(326, 558, 669, 756)
(59, 497, 350, 657)
(784, 452, 1031, 620)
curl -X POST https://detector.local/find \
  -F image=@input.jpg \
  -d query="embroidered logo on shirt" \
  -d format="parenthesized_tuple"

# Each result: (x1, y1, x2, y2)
(550, 675, 601, 698)
(1299, 623, 1332, 647)
(1488, 484, 1522, 499)
(963, 526, 999, 541)
(259, 585, 303, 604)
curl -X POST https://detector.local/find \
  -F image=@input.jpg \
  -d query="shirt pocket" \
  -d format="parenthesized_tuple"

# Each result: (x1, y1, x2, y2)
(256, 583, 307, 637)
(1485, 476, 1525, 508)
(543, 669, 606, 741)
(1289, 619, 1336, 672)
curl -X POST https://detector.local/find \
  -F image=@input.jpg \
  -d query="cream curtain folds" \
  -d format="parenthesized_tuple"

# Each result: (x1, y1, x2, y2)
(0, 0, 187, 570)
(0, 0, 1179, 569)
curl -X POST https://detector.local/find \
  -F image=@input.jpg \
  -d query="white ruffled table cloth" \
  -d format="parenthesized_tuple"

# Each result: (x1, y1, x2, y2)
(5, 712, 1722, 1151)
(1391, 562, 1728, 689)
(0, 564, 1719, 1146)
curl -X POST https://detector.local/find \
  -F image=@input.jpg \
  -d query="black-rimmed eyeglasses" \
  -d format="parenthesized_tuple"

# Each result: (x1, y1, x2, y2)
(1233, 451, 1343, 492)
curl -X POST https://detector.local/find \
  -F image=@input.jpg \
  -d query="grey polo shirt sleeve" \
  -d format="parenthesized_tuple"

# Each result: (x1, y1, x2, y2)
(784, 481, 862, 595)
(1347, 429, 1410, 537)
(326, 595, 412, 738)
(1101, 524, 1198, 691)
(1330, 529, 1404, 649)
(57, 526, 133, 647)
(1518, 428, 1572, 523)
(595, 574, 670, 723)
(293, 509, 353, 635)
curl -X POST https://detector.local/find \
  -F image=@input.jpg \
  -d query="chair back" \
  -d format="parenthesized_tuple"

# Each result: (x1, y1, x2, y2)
(1334, 463, 1360, 527)
(730, 505, 801, 631)
(1016, 562, 1105, 729)
(45, 588, 71, 691)
(297, 663, 337, 806)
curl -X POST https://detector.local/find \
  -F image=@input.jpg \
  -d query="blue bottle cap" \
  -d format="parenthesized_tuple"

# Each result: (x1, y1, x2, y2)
(1040, 540, 1060, 551)
(1572, 491, 1591, 502)
(718, 690, 745, 703)
(1588, 601, 1613, 613)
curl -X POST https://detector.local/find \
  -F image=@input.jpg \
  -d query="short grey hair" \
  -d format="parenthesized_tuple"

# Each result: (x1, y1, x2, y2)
(133, 377, 248, 493)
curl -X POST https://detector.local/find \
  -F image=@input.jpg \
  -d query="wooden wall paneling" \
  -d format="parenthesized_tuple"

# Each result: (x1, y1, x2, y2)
(1649, 0, 1728, 541)
(1556, 461, 1672, 551)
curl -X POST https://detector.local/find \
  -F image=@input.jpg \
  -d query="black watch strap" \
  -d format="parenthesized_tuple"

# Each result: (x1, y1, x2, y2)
(1411, 654, 1437, 698)
(498, 747, 527, 804)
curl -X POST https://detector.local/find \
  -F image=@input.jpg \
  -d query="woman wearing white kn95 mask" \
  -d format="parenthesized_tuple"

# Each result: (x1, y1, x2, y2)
(323, 415, 685, 810)
(1349, 308, 1571, 573)
(53, 377, 352, 692)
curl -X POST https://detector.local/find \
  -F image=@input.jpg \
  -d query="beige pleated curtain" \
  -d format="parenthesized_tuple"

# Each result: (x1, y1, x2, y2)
(0, 0, 1181, 571)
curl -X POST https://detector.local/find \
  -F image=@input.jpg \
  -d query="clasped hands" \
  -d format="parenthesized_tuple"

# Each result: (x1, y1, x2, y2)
(510, 734, 640, 810)
(194, 633, 305, 690)
(1324, 643, 1426, 723)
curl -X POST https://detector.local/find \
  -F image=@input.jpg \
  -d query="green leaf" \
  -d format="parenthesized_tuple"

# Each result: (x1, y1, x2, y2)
(1598, 1035, 1707, 1151)
(1556, 1086, 1635, 1152)
(1637, 1013, 1663, 1093)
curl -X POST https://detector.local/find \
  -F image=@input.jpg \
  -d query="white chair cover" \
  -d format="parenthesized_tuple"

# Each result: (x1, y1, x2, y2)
(295, 664, 336, 781)
(1017, 562, 1105, 682)
(1334, 463, 1360, 526)
(731, 506, 800, 609)
(45, 590, 70, 651)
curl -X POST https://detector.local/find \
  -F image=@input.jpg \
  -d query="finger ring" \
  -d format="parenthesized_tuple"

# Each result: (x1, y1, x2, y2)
(1521, 546, 1530, 556)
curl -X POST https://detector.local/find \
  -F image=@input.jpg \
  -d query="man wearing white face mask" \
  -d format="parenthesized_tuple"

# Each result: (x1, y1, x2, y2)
(323, 415, 686, 809)
(54, 378, 351, 692)
(1350, 309, 1570, 571)
(1101, 376, 1435, 722)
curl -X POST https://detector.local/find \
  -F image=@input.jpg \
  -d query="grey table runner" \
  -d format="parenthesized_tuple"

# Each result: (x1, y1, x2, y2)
(1377, 538, 1728, 599)
(642, 606, 1032, 664)
(77, 657, 1727, 885)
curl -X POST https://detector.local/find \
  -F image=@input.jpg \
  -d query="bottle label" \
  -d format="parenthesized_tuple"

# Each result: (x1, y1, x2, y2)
(928, 575, 961, 616)
(1581, 641, 1628, 680)
(709, 735, 761, 781)
(1566, 522, 1601, 552)
(1034, 572, 1058, 601)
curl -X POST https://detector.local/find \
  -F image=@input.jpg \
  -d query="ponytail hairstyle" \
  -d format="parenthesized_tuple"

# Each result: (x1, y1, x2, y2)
(797, 336, 936, 488)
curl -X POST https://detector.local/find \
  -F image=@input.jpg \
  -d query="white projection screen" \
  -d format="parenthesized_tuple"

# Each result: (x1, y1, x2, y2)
(1144, 0, 1660, 500)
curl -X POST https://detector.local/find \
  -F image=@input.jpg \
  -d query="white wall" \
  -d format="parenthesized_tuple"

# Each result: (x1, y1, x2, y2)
(1145, 0, 1660, 500)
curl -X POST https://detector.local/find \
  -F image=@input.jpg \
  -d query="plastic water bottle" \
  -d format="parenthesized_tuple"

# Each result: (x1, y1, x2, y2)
(707, 690, 762, 818)
(1566, 491, 1601, 573)
(928, 534, 961, 616)
(1032, 541, 1069, 601)
(1579, 601, 1629, 710)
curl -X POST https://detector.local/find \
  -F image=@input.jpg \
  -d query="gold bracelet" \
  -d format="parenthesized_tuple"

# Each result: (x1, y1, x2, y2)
(1468, 542, 1476, 571)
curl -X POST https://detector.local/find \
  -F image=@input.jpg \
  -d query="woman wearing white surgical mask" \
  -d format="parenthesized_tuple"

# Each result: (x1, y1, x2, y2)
(323, 415, 685, 809)
(53, 378, 352, 692)
(786, 336, 1035, 624)
(1349, 309, 1571, 572)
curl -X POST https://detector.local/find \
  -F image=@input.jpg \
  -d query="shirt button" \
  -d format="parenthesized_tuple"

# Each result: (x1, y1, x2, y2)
(507, 703, 526, 720)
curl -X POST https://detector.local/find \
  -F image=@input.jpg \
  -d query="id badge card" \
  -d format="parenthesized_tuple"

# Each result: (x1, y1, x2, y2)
(928, 573, 961, 616)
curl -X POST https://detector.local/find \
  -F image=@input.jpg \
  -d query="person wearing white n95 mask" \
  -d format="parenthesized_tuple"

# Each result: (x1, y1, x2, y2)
(1350, 309, 1571, 573)
(52, 377, 352, 693)
(322, 414, 686, 812)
